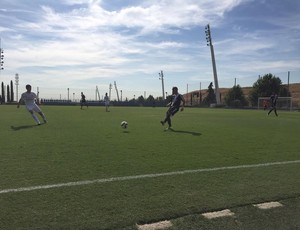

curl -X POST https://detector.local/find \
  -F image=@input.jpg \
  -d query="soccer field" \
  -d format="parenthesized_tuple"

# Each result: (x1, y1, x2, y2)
(0, 105, 299, 229)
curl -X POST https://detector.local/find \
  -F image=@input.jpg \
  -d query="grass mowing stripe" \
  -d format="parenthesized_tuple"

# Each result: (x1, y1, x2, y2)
(1, 160, 299, 195)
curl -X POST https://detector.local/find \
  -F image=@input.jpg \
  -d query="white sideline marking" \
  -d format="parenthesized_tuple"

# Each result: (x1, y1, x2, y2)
(253, 201, 283, 209)
(137, 220, 172, 230)
(0, 160, 299, 195)
(202, 209, 235, 219)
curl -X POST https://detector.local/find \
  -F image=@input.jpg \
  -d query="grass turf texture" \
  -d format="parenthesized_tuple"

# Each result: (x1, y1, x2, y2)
(0, 105, 299, 229)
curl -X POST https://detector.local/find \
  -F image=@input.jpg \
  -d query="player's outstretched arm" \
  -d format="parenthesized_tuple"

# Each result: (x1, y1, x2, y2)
(17, 97, 23, 108)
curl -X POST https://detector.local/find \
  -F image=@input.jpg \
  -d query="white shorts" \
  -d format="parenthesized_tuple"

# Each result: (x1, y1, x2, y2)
(26, 103, 42, 113)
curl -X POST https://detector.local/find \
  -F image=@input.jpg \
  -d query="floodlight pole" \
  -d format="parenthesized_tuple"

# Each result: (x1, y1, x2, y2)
(158, 70, 165, 100)
(114, 81, 120, 101)
(96, 86, 101, 101)
(109, 83, 112, 101)
(0, 38, 4, 76)
(205, 24, 220, 105)
(15, 73, 19, 101)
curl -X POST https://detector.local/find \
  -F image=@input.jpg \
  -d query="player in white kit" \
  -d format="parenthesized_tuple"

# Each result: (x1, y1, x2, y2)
(104, 92, 110, 112)
(17, 84, 47, 125)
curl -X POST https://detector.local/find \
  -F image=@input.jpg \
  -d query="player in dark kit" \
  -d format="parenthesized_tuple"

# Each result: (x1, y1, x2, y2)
(80, 92, 88, 109)
(160, 87, 185, 130)
(268, 92, 278, 116)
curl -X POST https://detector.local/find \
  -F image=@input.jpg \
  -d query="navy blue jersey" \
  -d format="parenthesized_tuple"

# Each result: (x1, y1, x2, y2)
(171, 94, 184, 108)
(270, 94, 278, 107)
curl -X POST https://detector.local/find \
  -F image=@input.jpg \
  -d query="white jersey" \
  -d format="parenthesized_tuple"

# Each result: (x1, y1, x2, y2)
(104, 95, 110, 106)
(20, 92, 41, 112)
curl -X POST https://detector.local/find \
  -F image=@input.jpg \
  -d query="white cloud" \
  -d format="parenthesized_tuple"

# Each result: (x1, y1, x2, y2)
(0, 0, 299, 100)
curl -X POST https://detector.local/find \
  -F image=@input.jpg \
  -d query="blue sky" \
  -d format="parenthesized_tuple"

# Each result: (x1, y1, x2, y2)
(0, 0, 299, 100)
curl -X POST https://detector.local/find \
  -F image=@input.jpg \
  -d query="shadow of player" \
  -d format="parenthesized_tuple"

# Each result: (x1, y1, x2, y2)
(165, 128, 201, 136)
(11, 124, 43, 131)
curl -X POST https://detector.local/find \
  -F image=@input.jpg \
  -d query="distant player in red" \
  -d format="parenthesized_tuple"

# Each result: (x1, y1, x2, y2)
(17, 84, 47, 125)
(263, 99, 268, 110)
(160, 87, 185, 130)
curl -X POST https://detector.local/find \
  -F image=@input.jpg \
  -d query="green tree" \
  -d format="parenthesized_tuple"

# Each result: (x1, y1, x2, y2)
(7, 84, 10, 102)
(146, 95, 155, 102)
(224, 85, 248, 107)
(249, 73, 290, 106)
(10, 80, 14, 102)
(202, 82, 216, 105)
(137, 95, 145, 103)
(146, 95, 156, 106)
(1, 82, 5, 103)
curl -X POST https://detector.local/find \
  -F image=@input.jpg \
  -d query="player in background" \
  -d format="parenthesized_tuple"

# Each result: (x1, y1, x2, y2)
(80, 92, 88, 109)
(17, 84, 47, 125)
(104, 93, 110, 112)
(160, 86, 185, 130)
(268, 92, 278, 116)
(263, 99, 268, 110)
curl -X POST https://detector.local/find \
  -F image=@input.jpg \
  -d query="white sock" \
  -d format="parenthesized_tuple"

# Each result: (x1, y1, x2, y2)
(32, 114, 40, 124)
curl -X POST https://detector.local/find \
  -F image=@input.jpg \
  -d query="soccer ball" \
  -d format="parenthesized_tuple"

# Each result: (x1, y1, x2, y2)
(121, 121, 128, 129)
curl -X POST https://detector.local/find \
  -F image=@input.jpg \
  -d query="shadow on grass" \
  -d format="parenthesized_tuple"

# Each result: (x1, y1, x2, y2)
(165, 128, 202, 136)
(11, 124, 43, 131)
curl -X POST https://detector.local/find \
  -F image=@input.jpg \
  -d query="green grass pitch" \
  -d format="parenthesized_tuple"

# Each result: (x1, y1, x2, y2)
(0, 105, 299, 229)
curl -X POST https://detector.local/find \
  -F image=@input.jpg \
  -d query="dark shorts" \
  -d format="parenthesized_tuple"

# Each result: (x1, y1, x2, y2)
(167, 106, 179, 116)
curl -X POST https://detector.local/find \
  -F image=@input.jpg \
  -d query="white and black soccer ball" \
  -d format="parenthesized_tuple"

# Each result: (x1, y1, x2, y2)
(120, 121, 128, 129)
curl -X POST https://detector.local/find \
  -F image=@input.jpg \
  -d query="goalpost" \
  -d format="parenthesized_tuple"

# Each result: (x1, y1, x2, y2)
(258, 97, 293, 111)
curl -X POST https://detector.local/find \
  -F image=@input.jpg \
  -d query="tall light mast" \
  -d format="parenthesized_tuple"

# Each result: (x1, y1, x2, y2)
(15, 73, 19, 101)
(158, 70, 165, 100)
(205, 24, 220, 104)
(109, 83, 112, 101)
(0, 38, 4, 74)
(114, 81, 120, 101)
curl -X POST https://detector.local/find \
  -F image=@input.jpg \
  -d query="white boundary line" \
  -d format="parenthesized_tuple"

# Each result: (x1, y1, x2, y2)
(1, 160, 299, 195)
(137, 220, 173, 230)
(202, 209, 235, 219)
(253, 201, 283, 209)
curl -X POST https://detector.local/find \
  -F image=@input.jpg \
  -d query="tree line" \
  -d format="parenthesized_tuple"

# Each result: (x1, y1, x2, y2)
(129, 73, 290, 107)
(191, 73, 290, 107)
(0, 80, 14, 104)
(0, 73, 291, 107)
